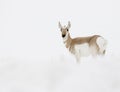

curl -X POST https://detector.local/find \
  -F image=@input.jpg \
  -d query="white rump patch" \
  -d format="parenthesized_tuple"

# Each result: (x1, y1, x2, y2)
(96, 37, 107, 53)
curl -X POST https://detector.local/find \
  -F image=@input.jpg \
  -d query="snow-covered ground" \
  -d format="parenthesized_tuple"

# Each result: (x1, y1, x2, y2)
(0, 0, 120, 92)
(0, 54, 120, 92)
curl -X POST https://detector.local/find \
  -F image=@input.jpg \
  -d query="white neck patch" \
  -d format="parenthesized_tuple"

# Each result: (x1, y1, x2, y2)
(63, 32, 69, 43)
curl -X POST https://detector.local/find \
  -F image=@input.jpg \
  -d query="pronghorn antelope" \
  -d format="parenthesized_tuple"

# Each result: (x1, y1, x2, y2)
(58, 21, 107, 62)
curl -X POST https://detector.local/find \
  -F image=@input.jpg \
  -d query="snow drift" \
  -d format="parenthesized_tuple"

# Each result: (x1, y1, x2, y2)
(0, 54, 120, 92)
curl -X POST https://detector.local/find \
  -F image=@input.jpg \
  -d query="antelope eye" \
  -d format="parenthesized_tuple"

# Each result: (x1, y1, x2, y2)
(67, 29, 69, 31)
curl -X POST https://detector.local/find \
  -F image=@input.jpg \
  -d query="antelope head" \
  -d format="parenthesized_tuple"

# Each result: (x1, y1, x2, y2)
(58, 21, 71, 41)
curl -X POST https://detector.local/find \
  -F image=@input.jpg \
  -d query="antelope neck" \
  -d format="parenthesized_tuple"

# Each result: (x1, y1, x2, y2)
(64, 33, 72, 48)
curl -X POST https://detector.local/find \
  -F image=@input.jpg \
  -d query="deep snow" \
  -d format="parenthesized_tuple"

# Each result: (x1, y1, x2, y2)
(0, 55, 120, 92)
(0, 0, 120, 92)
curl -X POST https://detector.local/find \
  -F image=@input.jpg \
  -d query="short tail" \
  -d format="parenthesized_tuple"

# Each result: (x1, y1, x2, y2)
(96, 37, 107, 55)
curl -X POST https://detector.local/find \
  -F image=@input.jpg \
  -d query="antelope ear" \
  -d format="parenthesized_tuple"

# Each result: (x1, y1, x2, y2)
(67, 21, 71, 29)
(58, 21, 62, 29)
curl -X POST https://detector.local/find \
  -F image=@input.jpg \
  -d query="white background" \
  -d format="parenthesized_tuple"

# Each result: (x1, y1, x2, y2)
(0, 0, 120, 92)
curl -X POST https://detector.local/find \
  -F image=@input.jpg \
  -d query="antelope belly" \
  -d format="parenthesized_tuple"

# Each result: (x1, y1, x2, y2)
(75, 43, 90, 56)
